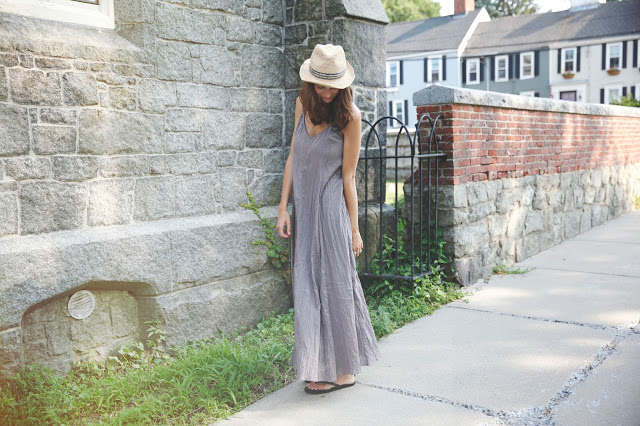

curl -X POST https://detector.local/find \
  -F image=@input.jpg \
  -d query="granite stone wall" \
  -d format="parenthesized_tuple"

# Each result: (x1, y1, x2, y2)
(0, 0, 388, 375)
(413, 86, 640, 285)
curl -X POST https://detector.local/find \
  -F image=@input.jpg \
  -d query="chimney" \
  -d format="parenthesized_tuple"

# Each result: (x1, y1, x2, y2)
(454, 0, 475, 15)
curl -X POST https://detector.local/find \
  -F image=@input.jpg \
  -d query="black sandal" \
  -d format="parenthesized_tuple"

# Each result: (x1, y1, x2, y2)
(304, 380, 356, 394)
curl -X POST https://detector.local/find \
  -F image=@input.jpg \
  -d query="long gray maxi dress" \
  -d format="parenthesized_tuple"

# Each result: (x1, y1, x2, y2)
(290, 113, 380, 382)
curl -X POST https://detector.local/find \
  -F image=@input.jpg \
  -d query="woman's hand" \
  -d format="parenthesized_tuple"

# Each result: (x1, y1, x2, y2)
(277, 208, 291, 238)
(352, 229, 363, 257)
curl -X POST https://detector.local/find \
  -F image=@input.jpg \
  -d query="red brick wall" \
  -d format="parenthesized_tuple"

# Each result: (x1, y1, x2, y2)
(417, 104, 640, 185)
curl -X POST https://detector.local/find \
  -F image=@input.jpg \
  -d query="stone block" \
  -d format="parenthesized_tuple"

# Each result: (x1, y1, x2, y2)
(0, 328, 22, 374)
(52, 156, 100, 181)
(164, 132, 202, 153)
(284, 23, 308, 45)
(248, 174, 281, 206)
(35, 57, 71, 70)
(203, 111, 246, 150)
(190, 0, 242, 15)
(175, 176, 215, 217)
(134, 177, 175, 220)
(218, 167, 247, 210)
(0, 66, 7, 101)
(197, 45, 236, 86)
(156, 2, 225, 44)
(138, 79, 177, 113)
(217, 151, 236, 166)
(45, 322, 71, 356)
(157, 40, 192, 81)
(0, 193, 18, 237)
(246, 113, 283, 148)
(238, 150, 263, 169)
(0, 53, 19, 67)
(506, 206, 528, 239)
(108, 87, 137, 110)
(177, 83, 228, 109)
(565, 212, 580, 239)
(467, 182, 488, 205)
(79, 109, 164, 155)
(525, 211, 544, 234)
(5, 157, 51, 180)
(9, 69, 62, 105)
(468, 202, 495, 223)
(269, 89, 283, 114)
(284, 48, 310, 90)
(32, 126, 77, 155)
(0, 104, 29, 156)
(454, 256, 483, 286)
(227, 16, 254, 43)
(62, 72, 98, 106)
(255, 22, 283, 46)
(167, 153, 201, 175)
(115, 0, 154, 23)
(231, 88, 270, 112)
(263, 149, 284, 173)
(19, 182, 86, 234)
(580, 208, 592, 233)
(166, 108, 203, 132)
(40, 108, 76, 125)
(244, 7, 261, 20)
(496, 188, 521, 214)
(263, 0, 284, 24)
(294, 0, 323, 21)
(332, 19, 385, 87)
(100, 156, 148, 177)
(196, 152, 217, 174)
(452, 222, 488, 258)
(520, 185, 534, 206)
(241, 45, 284, 88)
(149, 156, 169, 175)
(109, 293, 139, 338)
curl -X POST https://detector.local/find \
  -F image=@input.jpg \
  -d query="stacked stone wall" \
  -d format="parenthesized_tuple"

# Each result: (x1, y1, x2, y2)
(0, 0, 388, 375)
(413, 86, 640, 284)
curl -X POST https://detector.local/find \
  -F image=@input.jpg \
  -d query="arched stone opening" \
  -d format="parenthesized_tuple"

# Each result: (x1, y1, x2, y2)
(20, 281, 155, 375)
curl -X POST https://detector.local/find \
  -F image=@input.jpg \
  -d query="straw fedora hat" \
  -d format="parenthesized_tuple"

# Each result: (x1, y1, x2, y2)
(299, 44, 355, 89)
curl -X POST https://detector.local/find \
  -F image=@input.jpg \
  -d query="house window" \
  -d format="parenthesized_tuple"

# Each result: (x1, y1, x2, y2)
(467, 58, 480, 85)
(519, 91, 535, 97)
(605, 85, 622, 104)
(560, 91, 577, 101)
(562, 48, 576, 73)
(606, 42, 622, 70)
(390, 100, 404, 127)
(387, 61, 399, 88)
(0, 0, 114, 29)
(428, 57, 441, 83)
(520, 52, 534, 79)
(495, 55, 508, 82)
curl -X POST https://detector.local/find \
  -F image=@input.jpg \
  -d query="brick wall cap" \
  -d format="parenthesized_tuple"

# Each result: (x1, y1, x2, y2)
(414, 85, 640, 118)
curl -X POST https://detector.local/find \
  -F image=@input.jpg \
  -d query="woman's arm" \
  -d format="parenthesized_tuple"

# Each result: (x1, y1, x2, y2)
(342, 104, 363, 256)
(276, 97, 303, 239)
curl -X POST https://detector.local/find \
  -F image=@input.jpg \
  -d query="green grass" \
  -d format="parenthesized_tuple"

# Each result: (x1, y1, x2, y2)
(385, 179, 405, 205)
(492, 264, 534, 275)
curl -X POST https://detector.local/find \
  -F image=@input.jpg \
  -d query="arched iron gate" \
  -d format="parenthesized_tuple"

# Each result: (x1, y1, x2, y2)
(358, 114, 446, 284)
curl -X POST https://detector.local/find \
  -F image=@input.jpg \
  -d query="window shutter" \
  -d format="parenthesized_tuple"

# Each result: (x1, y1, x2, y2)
(509, 55, 514, 79)
(480, 59, 485, 82)
(600, 88, 605, 104)
(515, 54, 520, 79)
(490, 56, 495, 81)
(534, 51, 539, 76)
(631, 86, 636, 99)
(462, 60, 467, 84)
(602, 44, 606, 70)
(622, 86, 627, 97)
(388, 101, 393, 127)
(404, 100, 409, 124)
(634, 40, 638, 68)
(442, 55, 447, 81)
(557, 49, 562, 73)
(424, 58, 428, 82)
(577, 46, 581, 72)
(534, 92, 540, 97)
(622, 41, 628, 68)
(399, 60, 404, 85)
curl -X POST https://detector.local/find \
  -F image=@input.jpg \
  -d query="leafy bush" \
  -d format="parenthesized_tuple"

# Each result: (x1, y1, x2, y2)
(611, 94, 640, 108)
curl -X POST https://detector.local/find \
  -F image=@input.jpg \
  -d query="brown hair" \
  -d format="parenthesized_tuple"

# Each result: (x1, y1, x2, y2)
(299, 82, 353, 130)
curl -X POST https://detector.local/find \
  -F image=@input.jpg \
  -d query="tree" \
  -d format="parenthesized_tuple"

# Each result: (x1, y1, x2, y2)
(475, 0, 537, 18)
(611, 95, 640, 108)
(382, 0, 440, 23)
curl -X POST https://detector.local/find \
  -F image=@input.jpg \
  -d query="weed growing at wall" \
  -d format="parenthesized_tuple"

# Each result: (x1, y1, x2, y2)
(492, 264, 534, 275)
(239, 185, 291, 285)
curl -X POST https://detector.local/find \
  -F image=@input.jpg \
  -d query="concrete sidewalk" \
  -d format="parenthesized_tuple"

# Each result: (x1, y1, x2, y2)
(218, 212, 640, 425)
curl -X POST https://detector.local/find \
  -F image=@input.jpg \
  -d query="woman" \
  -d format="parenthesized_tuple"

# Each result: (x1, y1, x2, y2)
(276, 44, 380, 395)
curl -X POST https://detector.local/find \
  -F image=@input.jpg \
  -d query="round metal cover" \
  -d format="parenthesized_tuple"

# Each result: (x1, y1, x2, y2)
(68, 290, 96, 320)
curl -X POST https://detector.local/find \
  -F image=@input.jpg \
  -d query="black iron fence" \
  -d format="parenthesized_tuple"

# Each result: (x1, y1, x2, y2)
(358, 114, 446, 284)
